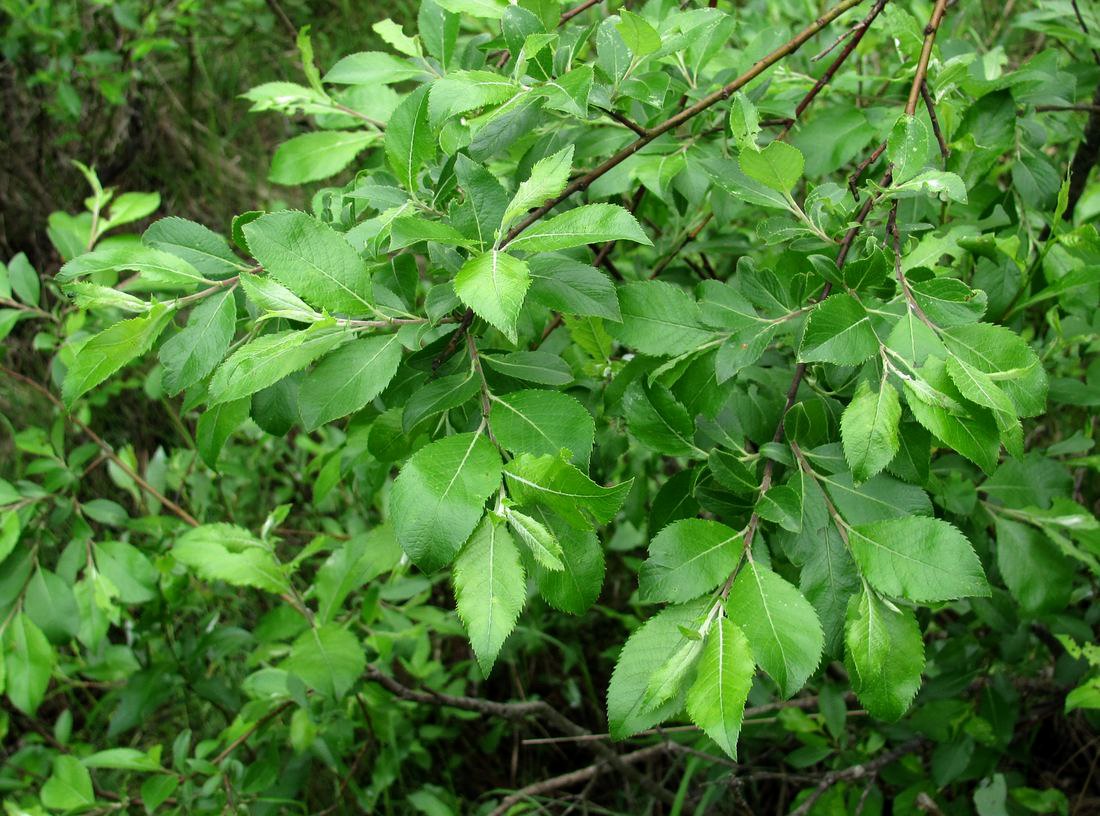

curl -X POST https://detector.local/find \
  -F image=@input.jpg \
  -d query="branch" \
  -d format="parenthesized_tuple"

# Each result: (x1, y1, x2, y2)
(788, 738, 924, 816)
(212, 700, 294, 764)
(2, 366, 202, 528)
(487, 743, 671, 816)
(921, 81, 950, 161)
(431, 308, 475, 373)
(500, 0, 868, 248)
(778, 0, 889, 140)
(904, 0, 949, 116)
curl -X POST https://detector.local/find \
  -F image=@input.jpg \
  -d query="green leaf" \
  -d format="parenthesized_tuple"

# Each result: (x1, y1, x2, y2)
(299, 335, 402, 430)
(607, 599, 709, 738)
(503, 453, 631, 530)
(844, 588, 925, 721)
(40, 754, 94, 811)
(904, 357, 1001, 474)
(686, 618, 754, 759)
(207, 324, 347, 406)
(283, 624, 366, 699)
(942, 323, 1047, 417)
(482, 351, 573, 385)
(391, 433, 502, 572)
(454, 515, 527, 674)
(316, 527, 402, 624)
(506, 204, 652, 253)
(385, 85, 435, 192)
(453, 250, 530, 343)
(243, 211, 374, 316)
(24, 569, 79, 644)
(527, 255, 621, 321)
(269, 130, 378, 185)
(623, 380, 698, 456)
(728, 92, 760, 152)
(726, 560, 823, 697)
(429, 70, 518, 127)
(994, 517, 1075, 615)
(159, 288, 236, 394)
(173, 523, 291, 594)
(62, 303, 174, 406)
(238, 270, 320, 322)
(323, 51, 428, 84)
(638, 519, 742, 604)
(434, 0, 509, 20)
(945, 356, 1023, 458)
(505, 507, 564, 571)
(402, 372, 480, 433)
(841, 380, 902, 482)
(848, 516, 990, 602)
(58, 245, 209, 288)
(490, 389, 594, 467)
(502, 145, 574, 230)
(373, 18, 419, 56)
(643, 637, 704, 711)
(3, 613, 55, 715)
(529, 506, 604, 614)
(611, 280, 713, 357)
(739, 141, 804, 194)
(389, 217, 473, 250)
(890, 170, 968, 203)
(454, 154, 509, 248)
(81, 747, 162, 772)
(196, 397, 250, 468)
(8, 252, 40, 306)
(616, 10, 661, 57)
(887, 114, 932, 184)
(799, 294, 879, 365)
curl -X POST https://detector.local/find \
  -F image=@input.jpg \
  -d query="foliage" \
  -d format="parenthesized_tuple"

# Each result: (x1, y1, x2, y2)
(2, 0, 1100, 813)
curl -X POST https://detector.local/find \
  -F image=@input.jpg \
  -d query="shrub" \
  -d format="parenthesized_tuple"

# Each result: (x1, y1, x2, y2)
(1, 0, 1098, 813)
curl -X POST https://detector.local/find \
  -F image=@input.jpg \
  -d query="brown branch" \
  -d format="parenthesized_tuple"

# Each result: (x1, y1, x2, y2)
(849, 139, 888, 197)
(212, 700, 294, 764)
(364, 666, 678, 805)
(778, 0, 889, 140)
(2, 366, 201, 528)
(904, 0, 949, 116)
(559, 0, 601, 24)
(487, 743, 671, 816)
(431, 308, 475, 373)
(921, 81, 949, 161)
(596, 105, 649, 137)
(500, 0, 868, 248)
(788, 738, 924, 816)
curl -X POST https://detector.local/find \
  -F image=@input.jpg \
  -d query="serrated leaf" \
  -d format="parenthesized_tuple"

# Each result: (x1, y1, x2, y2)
(503, 453, 630, 530)
(3, 613, 55, 715)
(173, 524, 291, 594)
(799, 294, 879, 365)
(739, 141, 804, 194)
(887, 114, 931, 184)
(502, 145, 574, 230)
(529, 506, 604, 614)
(505, 507, 564, 571)
(391, 433, 502, 572)
(160, 288, 236, 394)
(945, 355, 1023, 458)
(482, 351, 572, 385)
(63, 303, 174, 406)
(726, 560, 823, 698)
(283, 624, 366, 699)
(454, 250, 530, 343)
(643, 637, 703, 711)
(490, 389, 594, 467)
(299, 334, 402, 430)
(269, 131, 378, 185)
(58, 245, 209, 288)
(429, 70, 518, 127)
(207, 324, 347, 406)
(324, 51, 428, 84)
(506, 204, 651, 253)
(844, 588, 924, 721)
(638, 519, 741, 604)
(528, 255, 621, 320)
(454, 515, 527, 673)
(243, 211, 374, 315)
(384, 85, 435, 193)
(686, 618, 754, 758)
(848, 516, 990, 602)
(607, 599, 709, 738)
(616, 10, 661, 56)
(611, 280, 714, 357)
(942, 323, 1047, 417)
(841, 380, 902, 482)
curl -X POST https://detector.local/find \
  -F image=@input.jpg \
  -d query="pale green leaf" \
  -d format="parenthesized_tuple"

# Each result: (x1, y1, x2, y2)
(848, 516, 990, 602)
(638, 519, 741, 604)
(391, 433, 502, 572)
(490, 389, 594, 467)
(502, 145, 574, 230)
(299, 334, 402, 430)
(283, 624, 366, 699)
(739, 141, 804, 194)
(4, 613, 55, 715)
(505, 204, 652, 253)
(799, 294, 879, 365)
(454, 515, 527, 674)
(453, 250, 530, 343)
(841, 380, 902, 482)
(173, 523, 291, 594)
(159, 288, 236, 394)
(269, 131, 378, 185)
(503, 453, 631, 530)
(844, 588, 925, 721)
(686, 618, 754, 758)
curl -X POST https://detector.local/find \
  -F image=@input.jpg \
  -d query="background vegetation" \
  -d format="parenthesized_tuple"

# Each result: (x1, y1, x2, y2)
(1, 0, 1099, 814)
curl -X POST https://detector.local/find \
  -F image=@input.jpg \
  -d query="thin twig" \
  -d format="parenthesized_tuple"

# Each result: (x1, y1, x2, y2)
(2, 366, 202, 527)
(212, 700, 294, 764)
(778, 0, 889, 140)
(921, 81, 949, 161)
(904, 0, 949, 116)
(788, 738, 923, 816)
